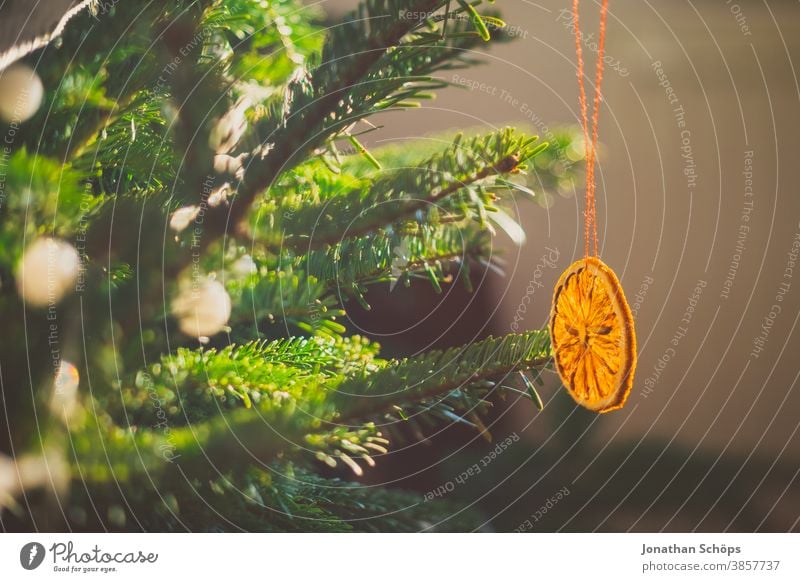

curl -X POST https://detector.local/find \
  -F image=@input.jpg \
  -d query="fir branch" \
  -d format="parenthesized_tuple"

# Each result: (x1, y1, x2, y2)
(60, 94, 139, 161)
(0, 150, 102, 268)
(301, 224, 491, 301)
(226, 225, 488, 335)
(19, 2, 190, 159)
(334, 9, 509, 117)
(109, 336, 380, 428)
(262, 128, 541, 251)
(72, 94, 178, 197)
(179, 0, 500, 261)
(202, 0, 324, 83)
(253, 465, 483, 532)
(66, 463, 482, 531)
(85, 331, 550, 484)
(334, 330, 552, 424)
(227, 266, 347, 337)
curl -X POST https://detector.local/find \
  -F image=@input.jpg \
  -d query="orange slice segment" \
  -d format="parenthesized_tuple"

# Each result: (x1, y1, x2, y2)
(549, 257, 637, 413)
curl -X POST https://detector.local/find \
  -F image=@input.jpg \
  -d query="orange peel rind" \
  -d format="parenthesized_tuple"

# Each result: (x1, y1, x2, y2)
(549, 257, 637, 413)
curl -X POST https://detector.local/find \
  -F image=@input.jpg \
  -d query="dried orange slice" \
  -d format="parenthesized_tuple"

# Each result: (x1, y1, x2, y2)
(549, 257, 636, 413)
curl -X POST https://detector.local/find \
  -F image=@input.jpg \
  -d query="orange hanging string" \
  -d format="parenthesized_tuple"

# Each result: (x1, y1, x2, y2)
(572, 0, 609, 258)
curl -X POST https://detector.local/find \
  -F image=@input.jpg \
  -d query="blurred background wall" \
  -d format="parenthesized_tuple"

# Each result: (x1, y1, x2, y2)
(321, 0, 800, 531)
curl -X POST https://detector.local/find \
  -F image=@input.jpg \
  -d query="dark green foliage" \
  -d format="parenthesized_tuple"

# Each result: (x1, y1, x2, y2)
(0, 149, 100, 268)
(67, 464, 480, 532)
(0, 0, 581, 532)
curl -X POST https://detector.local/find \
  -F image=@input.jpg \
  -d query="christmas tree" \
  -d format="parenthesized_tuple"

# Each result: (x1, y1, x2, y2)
(0, 0, 580, 531)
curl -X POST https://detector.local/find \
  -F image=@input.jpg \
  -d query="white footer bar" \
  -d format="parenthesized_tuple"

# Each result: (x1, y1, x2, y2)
(1, 533, 797, 580)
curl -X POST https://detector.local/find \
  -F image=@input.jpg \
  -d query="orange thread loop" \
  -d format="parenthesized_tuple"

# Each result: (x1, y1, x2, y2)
(572, 0, 609, 258)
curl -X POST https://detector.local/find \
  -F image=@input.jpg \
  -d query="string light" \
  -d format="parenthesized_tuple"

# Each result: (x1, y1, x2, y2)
(51, 361, 80, 421)
(172, 279, 232, 338)
(0, 64, 44, 122)
(169, 205, 200, 232)
(16, 238, 80, 307)
(231, 255, 257, 277)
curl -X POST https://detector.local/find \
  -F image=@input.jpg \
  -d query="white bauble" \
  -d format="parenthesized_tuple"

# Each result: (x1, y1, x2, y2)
(172, 279, 231, 338)
(0, 64, 44, 123)
(16, 238, 81, 307)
